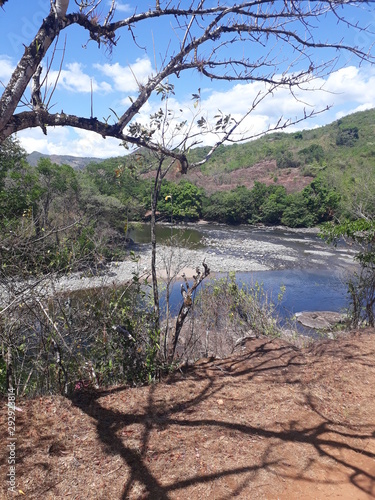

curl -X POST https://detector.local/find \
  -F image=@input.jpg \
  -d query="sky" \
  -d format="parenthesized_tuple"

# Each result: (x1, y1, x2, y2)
(1, 1, 375, 158)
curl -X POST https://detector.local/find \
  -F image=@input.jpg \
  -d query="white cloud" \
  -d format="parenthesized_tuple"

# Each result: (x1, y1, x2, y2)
(18, 127, 125, 159)
(200, 77, 322, 120)
(181, 65, 375, 144)
(113, 1, 132, 13)
(48, 62, 112, 93)
(120, 96, 152, 114)
(0, 55, 14, 85)
(18, 128, 71, 155)
(323, 66, 375, 106)
(15, 64, 375, 158)
(95, 57, 153, 92)
(336, 103, 374, 120)
(68, 129, 125, 157)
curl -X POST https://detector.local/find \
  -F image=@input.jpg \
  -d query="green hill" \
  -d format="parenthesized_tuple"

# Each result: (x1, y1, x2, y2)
(30, 108, 375, 198)
(187, 108, 375, 175)
(83, 108, 375, 202)
(25, 108, 375, 224)
(78, 108, 375, 224)
(172, 108, 373, 197)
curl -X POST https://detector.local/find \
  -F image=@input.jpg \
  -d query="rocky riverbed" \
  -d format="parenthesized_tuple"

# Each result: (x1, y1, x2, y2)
(51, 223, 357, 294)
(52, 244, 269, 295)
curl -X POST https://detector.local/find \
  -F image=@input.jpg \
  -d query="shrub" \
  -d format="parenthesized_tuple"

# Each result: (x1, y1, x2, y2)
(336, 126, 359, 147)
(298, 144, 325, 164)
(0, 260, 162, 396)
(320, 218, 375, 327)
(276, 151, 300, 169)
(178, 273, 283, 361)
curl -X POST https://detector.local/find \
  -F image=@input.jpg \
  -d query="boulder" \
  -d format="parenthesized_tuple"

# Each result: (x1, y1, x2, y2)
(295, 311, 347, 330)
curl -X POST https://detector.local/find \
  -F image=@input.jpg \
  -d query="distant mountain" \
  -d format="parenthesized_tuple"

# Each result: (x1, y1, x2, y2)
(26, 151, 103, 170)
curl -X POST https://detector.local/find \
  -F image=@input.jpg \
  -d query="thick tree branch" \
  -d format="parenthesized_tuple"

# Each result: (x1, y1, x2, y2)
(0, 0, 374, 163)
(0, 12, 61, 133)
(0, 108, 189, 169)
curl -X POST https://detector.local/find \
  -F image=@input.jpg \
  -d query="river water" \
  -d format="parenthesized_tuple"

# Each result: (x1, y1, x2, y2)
(129, 223, 358, 319)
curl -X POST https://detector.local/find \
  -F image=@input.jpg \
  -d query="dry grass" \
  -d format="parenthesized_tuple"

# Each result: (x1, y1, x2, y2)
(1, 329, 375, 499)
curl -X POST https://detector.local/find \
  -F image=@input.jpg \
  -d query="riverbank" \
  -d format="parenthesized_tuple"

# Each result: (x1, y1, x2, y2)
(53, 244, 270, 294)
(1, 224, 357, 328)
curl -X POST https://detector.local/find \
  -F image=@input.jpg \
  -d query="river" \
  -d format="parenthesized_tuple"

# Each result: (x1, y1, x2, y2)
(129, 223, 358, 320)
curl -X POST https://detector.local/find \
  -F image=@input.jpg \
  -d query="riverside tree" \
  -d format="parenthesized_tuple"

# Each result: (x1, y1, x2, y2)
(321, 217, 375, 328)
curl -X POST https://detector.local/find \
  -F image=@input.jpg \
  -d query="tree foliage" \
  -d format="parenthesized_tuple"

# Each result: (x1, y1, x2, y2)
(201, 178, 339, 227)
(158, 180, 204, 221)
(321, 218, 375, 327)
(0, 141, 131, 277)
(336, 126, 359, 147)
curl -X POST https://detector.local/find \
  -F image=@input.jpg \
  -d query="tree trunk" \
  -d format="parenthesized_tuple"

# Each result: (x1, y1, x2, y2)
(6, 344, 13, 392)
(150, 164, 163, 332)
(151, 196, 159, 330)
(0, 13, 58, 134)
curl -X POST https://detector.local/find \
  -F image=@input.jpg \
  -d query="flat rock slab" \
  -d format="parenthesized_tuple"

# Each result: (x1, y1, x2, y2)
(296, 311, 347, 330)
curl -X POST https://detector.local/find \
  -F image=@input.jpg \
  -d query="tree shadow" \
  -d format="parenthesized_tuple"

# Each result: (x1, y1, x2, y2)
(207, 338, 307, 384)
(308, 337, 375, 369)
(71, 374, 281, 498)
(69, 338, 375, 498)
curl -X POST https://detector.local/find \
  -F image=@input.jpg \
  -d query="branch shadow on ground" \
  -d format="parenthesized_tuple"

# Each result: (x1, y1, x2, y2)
(70, 338, 375, 499)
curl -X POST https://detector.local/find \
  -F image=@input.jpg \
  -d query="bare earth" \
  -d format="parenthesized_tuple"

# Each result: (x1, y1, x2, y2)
(1, 329, 375, 499)
(158, 160, 314, 194)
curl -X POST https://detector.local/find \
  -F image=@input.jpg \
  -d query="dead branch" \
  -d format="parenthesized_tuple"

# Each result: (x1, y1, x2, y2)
(168, 261, 210, 363)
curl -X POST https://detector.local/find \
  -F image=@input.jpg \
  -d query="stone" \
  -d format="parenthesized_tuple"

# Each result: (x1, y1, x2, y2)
(295, 311, 347, 330)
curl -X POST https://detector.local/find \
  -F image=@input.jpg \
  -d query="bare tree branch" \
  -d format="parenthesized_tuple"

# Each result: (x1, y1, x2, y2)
(0, 0, 374, 166)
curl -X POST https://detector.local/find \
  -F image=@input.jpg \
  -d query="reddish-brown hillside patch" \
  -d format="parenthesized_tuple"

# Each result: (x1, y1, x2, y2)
(142, 161, 313, 194)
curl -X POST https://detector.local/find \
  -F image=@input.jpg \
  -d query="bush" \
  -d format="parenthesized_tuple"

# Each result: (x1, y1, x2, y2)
(276, 151, 300, 169)
(336, 126, 359, 146)
(281, 192, 315, 227)
(158, 180, 204, 221)
(298, 144, 325, 164)
(202, 186, 253, 224)
(260, 186, 287, 224)
(178, 273, 283, 361)
(0, 261, 162, 396)
(320, 218, 375, 327)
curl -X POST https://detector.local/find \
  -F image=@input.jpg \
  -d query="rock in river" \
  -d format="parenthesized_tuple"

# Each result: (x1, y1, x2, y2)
(295, 311, 347, 330)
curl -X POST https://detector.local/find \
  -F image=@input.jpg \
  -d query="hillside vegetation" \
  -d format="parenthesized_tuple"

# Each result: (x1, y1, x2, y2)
(77, 108, 375, 226)
(182, 108, 375, 216)
(27, 108, 375, 196)
(188, 108, 375, 177)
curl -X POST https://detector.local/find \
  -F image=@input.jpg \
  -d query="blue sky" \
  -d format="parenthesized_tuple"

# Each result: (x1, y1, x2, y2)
(1, 1, 375, 158)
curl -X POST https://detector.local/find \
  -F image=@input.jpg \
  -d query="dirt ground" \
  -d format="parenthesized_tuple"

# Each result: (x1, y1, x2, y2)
(1, 329, 375, 499)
